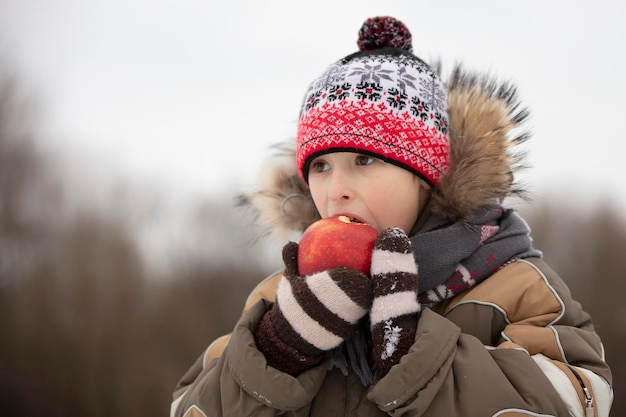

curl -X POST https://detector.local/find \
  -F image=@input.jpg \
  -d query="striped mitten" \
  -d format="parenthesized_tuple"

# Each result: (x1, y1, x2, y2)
(369, 227, 420, 377)
(254, 241, 373, 376)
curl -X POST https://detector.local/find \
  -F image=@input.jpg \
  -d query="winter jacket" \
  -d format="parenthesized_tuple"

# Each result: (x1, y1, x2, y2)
(170, 65, 613, 416)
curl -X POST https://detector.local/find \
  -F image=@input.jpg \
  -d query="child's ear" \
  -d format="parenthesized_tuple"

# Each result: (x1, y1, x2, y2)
(419, 178, 432, 192)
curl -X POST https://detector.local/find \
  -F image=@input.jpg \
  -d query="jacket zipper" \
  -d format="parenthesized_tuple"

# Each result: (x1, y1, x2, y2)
(566, 364, 594, 417)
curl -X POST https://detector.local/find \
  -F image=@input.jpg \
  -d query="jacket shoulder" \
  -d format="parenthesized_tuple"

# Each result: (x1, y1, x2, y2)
(435, 258, 565, 326)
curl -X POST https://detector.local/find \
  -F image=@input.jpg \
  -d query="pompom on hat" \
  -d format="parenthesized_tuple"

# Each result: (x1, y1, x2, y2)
(296, 16, 450, 186)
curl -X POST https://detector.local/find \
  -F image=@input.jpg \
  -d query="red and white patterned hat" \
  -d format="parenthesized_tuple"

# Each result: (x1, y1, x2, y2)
(296, 16, 449, 186)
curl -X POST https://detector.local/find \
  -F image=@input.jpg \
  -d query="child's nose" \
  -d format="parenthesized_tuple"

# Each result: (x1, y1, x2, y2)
(327, 170, 355, 201)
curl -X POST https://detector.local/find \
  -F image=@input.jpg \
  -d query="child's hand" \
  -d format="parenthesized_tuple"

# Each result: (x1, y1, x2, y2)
(254, 241, 373, 375)
(370, 227, 420, 377)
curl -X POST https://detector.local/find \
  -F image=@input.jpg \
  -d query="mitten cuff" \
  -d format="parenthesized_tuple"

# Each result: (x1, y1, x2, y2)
(371, 314, 417, 376)
(254, 311, 324, 376)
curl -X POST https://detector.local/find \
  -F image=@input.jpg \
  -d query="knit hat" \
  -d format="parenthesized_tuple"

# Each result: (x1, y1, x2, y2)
(296, 16, 450, 186)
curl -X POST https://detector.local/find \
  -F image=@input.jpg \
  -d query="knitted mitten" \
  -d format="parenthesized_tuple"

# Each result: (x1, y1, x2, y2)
(254, 241, 373, 376)
(369, 227, 420, 377)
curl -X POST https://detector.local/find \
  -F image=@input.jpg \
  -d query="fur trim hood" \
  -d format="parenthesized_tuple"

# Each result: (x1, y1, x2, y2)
(239, 64, 530, 240)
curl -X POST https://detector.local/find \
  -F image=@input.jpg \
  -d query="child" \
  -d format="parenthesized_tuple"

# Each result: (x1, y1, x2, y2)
(171, 16, 613, 416)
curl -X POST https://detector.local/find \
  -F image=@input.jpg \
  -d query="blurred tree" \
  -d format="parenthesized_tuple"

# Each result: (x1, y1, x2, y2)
(0, 66, 274, 416)
(0, 74, 59, 283)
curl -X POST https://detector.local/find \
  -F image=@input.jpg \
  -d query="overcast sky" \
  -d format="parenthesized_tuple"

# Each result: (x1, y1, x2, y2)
(1, 0, 625, 211)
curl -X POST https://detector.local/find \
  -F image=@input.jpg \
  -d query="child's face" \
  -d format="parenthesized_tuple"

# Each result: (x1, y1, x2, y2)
(308, 152, 430, 234)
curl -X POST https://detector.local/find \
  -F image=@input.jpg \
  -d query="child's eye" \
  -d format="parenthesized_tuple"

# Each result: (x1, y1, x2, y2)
(355, 155, 376, 166)
(310, 159, 330, 173)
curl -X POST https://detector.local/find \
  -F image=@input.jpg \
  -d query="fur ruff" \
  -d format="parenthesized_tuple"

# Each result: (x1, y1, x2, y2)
(239, 64, 531, 240)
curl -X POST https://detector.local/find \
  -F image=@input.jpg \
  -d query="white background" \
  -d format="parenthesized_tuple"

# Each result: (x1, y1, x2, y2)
(1, 0, 625, 211)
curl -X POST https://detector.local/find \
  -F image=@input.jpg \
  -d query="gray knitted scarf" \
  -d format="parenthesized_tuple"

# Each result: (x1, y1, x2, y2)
(330, 204, 542, 385)
(413, 204, 542, 307)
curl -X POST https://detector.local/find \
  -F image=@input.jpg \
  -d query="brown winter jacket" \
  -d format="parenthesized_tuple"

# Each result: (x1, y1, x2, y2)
(170, 65, 613, 416)
(171, 258, 612, 416)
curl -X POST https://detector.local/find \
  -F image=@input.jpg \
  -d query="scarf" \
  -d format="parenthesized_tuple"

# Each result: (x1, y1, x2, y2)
(412, 204, 542, 307)
(330, 204, 542, 385)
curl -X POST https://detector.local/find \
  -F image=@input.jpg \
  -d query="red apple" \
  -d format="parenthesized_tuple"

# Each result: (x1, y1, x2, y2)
(297, 215, 378, 276)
